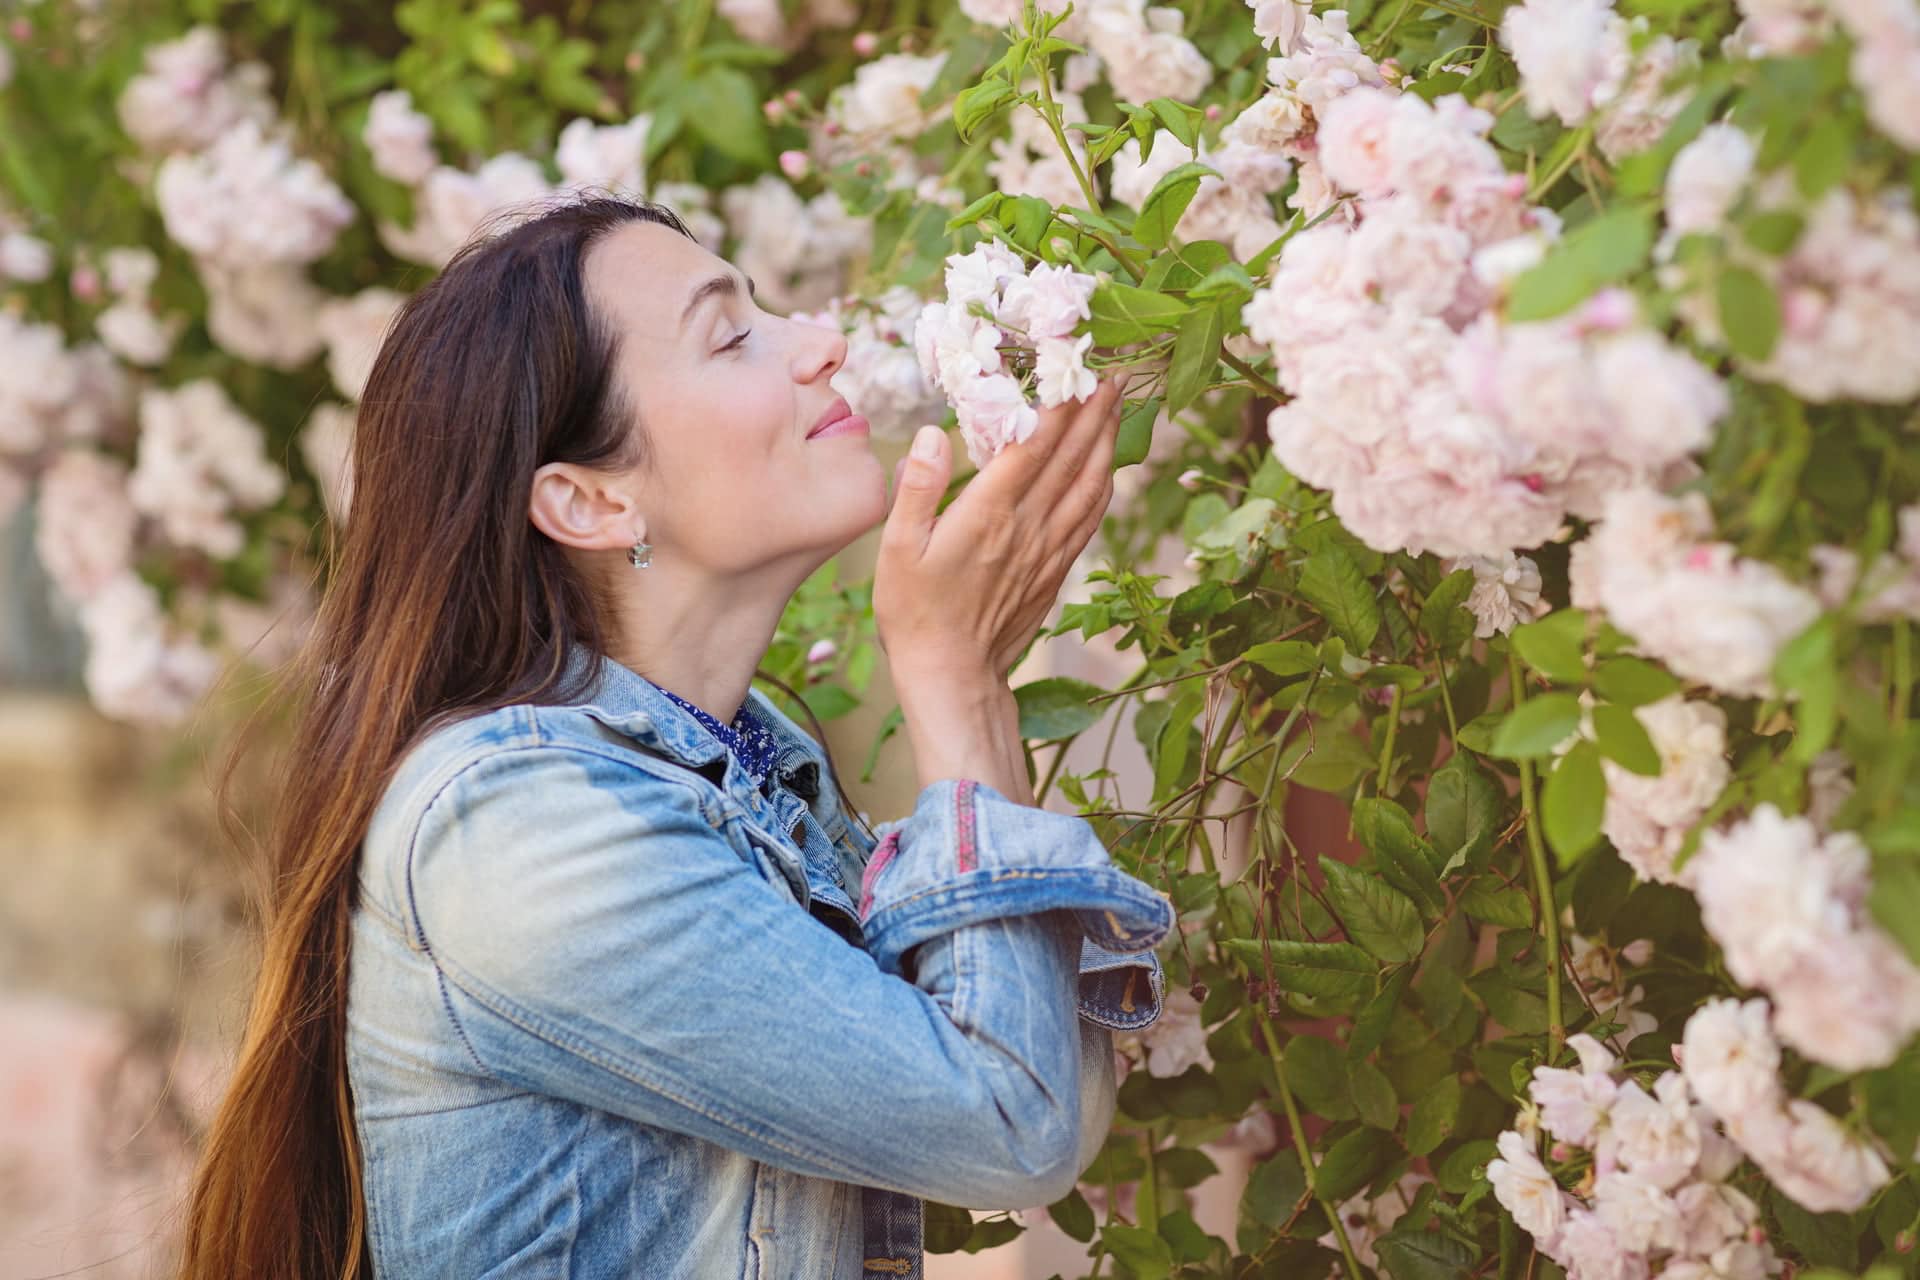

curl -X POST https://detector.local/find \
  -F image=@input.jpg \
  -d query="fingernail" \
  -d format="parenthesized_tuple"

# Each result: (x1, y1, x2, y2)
(911, 427, 940, 460)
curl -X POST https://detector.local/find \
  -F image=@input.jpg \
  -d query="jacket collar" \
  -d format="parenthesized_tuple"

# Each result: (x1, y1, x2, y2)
(556, 647, 827, 800)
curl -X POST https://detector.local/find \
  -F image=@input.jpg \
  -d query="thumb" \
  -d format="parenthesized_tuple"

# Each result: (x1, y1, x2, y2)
(881, 426, 950, 553)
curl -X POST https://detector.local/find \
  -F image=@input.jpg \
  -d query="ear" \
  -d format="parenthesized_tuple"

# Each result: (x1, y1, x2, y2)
(529, 461, 643, 553)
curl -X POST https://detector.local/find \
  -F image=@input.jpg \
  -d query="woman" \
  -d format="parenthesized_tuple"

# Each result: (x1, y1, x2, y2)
(175, 196, 1172, 1279)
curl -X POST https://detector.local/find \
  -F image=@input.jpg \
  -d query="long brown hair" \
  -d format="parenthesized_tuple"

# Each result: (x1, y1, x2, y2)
(175, 194, 870, 1279)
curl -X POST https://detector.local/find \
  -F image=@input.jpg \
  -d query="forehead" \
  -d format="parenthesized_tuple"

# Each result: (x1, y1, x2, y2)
(583, 221, 733, 344)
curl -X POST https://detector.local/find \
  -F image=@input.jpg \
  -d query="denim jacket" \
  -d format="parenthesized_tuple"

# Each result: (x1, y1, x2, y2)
(346, 648, 1173, 1278)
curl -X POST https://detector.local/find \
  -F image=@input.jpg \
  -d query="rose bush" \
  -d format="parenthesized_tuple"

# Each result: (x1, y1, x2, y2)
(2, 0, 1916, 1274)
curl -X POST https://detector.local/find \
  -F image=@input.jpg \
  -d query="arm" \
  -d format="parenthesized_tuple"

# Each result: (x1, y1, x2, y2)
(404, 744, 1171, 1210)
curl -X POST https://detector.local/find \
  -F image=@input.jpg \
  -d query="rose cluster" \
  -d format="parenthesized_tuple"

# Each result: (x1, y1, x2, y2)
(1491, 1033, 1782, 1280)
(1690, 806, 1920, 1072)
(1570, 489, 1821, 698)
(1244, 81, 1727, 558)
(913, 241, 1100, 467)
(1663, 124, 1920, 404)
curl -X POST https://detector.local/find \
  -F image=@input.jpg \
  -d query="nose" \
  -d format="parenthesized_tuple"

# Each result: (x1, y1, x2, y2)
(791, 314, 847, 385)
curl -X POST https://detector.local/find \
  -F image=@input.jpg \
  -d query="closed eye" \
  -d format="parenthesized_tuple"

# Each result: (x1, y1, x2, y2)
(720, 328, 751, 353)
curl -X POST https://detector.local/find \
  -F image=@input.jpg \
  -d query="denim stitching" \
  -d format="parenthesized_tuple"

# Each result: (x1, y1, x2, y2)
(953, 780, 978, 874)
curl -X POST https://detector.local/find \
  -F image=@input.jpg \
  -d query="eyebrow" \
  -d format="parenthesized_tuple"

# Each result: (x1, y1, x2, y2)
(680, 269, 757, 324)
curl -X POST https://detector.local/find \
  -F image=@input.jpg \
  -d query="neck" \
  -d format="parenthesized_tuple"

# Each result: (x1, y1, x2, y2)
(599, 555, 813, 723)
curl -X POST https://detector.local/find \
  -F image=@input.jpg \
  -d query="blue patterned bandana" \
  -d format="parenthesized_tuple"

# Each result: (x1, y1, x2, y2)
(651, 682, 781, 793)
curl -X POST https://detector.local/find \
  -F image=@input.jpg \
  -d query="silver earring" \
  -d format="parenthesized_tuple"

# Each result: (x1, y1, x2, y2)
(627, 537, 653, 569)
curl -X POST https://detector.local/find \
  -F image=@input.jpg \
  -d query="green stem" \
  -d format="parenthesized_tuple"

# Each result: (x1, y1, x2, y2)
(1034, 738, 1070, 806)
(1255, 1010, 1365, 1280)
(1436, 652, 1460, 741)
(1138, 1135, 1160, 1228)
(1508, 648, 1565, 1054)
(1375, 684, 1404, 794)
(1527, 127, 1591, 201)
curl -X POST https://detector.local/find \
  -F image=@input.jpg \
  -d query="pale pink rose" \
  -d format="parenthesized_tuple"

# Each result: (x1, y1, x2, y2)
(953, 372, 1039, 467)
(35, 450, 138, 604)
(556, 114, 652, 192)
(1665, 125, 1756, 237)
(1592, 1170, 1682, 1254)
(1034, 333, 1098, 407)
(365, 90, 437, 185)
(997, 263, 1096, 340)
(1488, 1129, 1572, 1252)
(1605, 1073, 1700, 1190)
(1316, 87, 1400, 196)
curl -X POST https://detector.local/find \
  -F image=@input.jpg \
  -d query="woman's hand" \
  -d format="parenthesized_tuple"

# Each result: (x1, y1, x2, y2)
(874, 377, 1126, 688)
(872, 377, 1125, 797)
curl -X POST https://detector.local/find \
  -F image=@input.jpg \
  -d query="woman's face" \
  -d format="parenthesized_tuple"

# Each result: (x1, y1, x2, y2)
(581, 220, 888, 576)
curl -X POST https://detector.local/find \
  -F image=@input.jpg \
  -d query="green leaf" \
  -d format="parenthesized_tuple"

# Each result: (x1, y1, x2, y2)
(1353, 798, 1447, 916)
(1489, 692, 1583, 759)
(685, 67, 773, 167)
(1350, 966, 1414, 1059)
(1507, 204, 1655, 321)
(1244, 639, 1320, 676)
(1376, 1227, 1477, 1280)
(1298, 546, 1381, 652)
(1287, 1034, 1359, 1120)
(1316, 1129, 1395, 1203)
(1351, 1058, 1400, 1130)
(1420, 569, 1477, 651)
(924, 1200, 975, 1251)
(1135, 161, 1217, 251)
(1090, 281, 1191, 345)
(1103, 1223, 1174, 1279)
(1321, 859, 1424, 964)
(1744, 209, 1805, 255)
(1148, 96, 1200, 150)
(1869, 860, 1920, 967)
(1593, 657, 1680, 707)
(1115, 395, 1160, 468)
(1425, 753, 1502, 875)
(1222, 939, 1378, 1001)
(1592, 703, 1661, 776)
(1511, 610, 1587, 684)
(1165, 300, 1224, 416)
(1792, 114, 1852, 200)
(1543, 740, 1606, 866)
(1719, 265, 1782, 362)
(1405, 1074, 1463, 1157)
(952, 78, 1017, 140)
(1241, 1149, 1307, 1229)
(1047, 1187, 1096, 1242)
(1774, 617, 1839, 763)
(1013, 676, 1107, 740)
(1460, 882, 1533, 928)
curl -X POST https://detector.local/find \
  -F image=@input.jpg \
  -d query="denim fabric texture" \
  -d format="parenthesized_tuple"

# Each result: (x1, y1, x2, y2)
(346, 648, 1173, 1278)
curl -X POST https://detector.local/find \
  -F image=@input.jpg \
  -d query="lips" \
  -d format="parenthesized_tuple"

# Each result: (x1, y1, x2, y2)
(807, 397, 855, 439)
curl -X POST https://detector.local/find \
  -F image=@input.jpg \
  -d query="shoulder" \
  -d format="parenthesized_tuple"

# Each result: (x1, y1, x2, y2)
(360, 704, 723, 907)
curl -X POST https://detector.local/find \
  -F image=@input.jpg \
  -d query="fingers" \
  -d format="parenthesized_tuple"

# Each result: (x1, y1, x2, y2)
(985, 377, 1124, 512)
(879, 426, 951, 561)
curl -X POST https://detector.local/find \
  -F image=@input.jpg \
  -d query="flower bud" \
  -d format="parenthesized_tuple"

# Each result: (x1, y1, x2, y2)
(852, 31, 879, 55)
(807, 638, 839, 665)
(1177, 467, 1204, 491)
(624, 51, 644, 72)
(1204, 104, 1221, 121)
(70, 265, 102, 303)
(779, 150, 812, 181)
(763, 98, 787, 123)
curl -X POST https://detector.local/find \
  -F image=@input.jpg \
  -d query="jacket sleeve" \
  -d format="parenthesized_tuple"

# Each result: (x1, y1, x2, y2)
(858, 781, 1167, 1033)
(400, 747, 1173, 1211)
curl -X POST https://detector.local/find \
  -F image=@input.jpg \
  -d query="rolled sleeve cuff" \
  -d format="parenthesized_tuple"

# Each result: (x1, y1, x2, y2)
(1077, 936, 1164, 1030)
(858, 779, 1174, 981)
